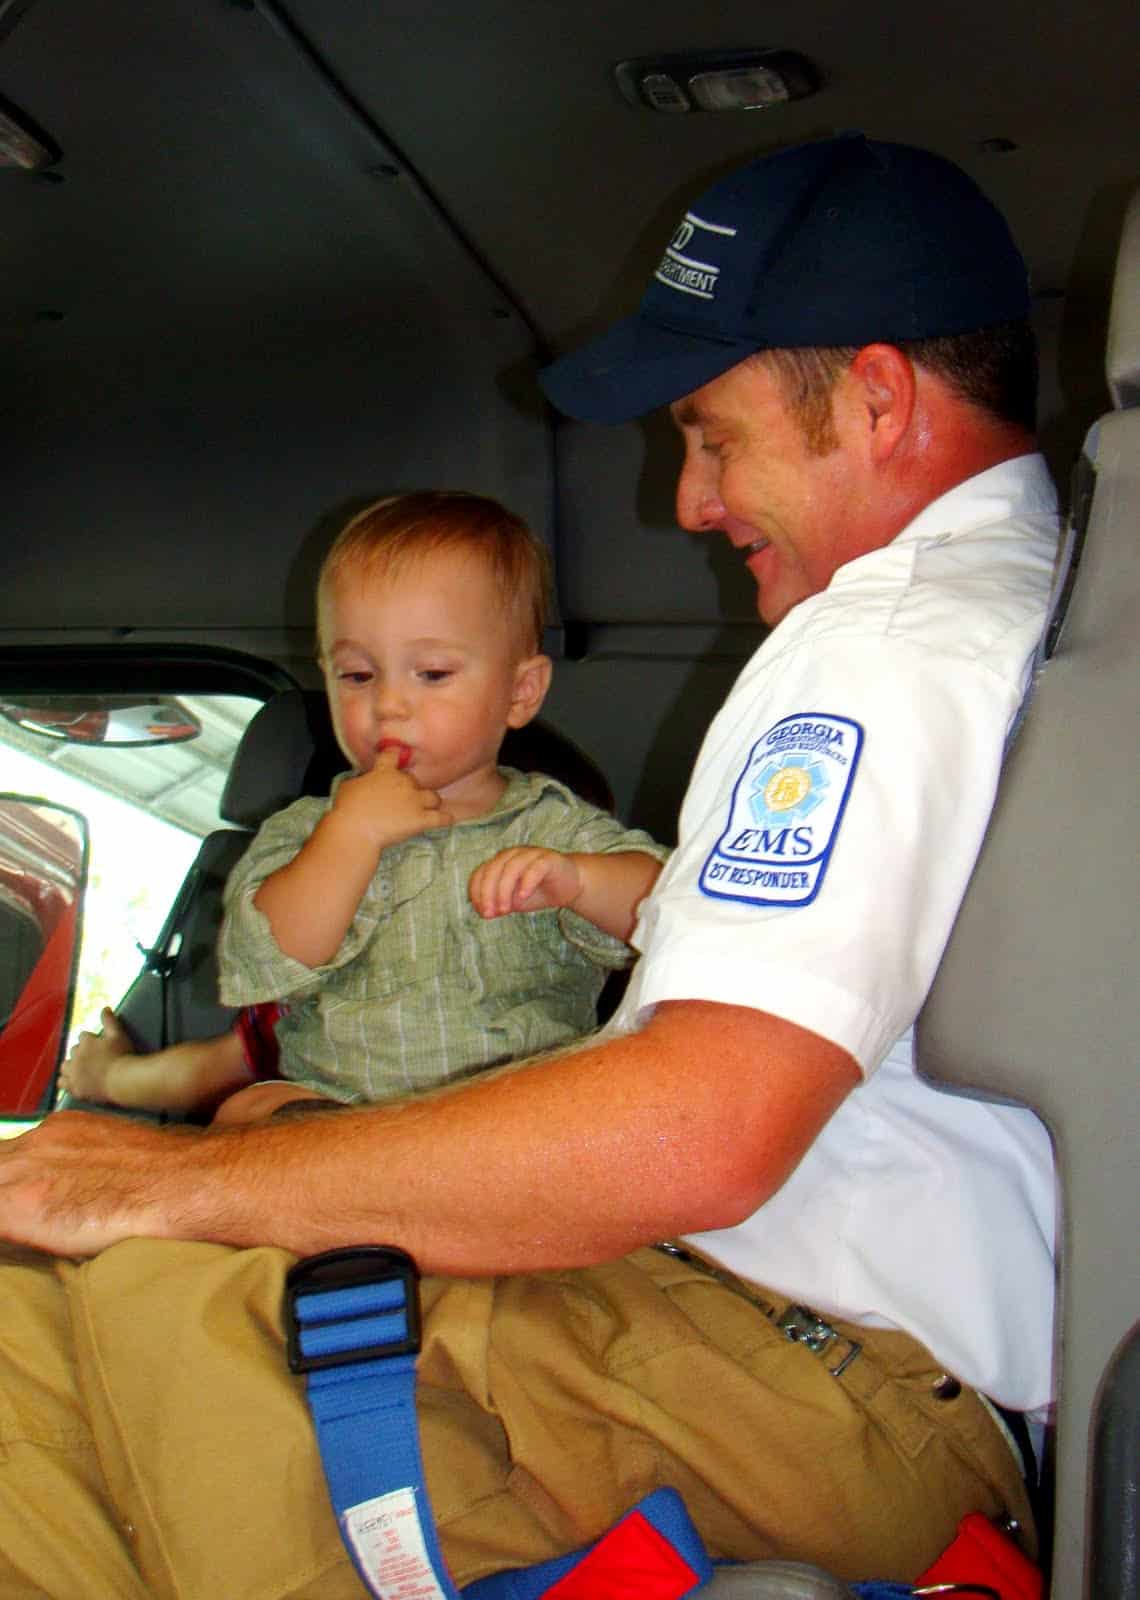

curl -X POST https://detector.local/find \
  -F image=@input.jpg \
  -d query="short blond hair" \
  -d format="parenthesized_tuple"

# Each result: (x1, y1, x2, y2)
(319, 491, 551, 658)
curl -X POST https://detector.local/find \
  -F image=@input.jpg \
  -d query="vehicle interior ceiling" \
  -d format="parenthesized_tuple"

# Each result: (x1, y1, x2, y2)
(1, 1, 1137, 1593)
(4, 0, 1137, 836)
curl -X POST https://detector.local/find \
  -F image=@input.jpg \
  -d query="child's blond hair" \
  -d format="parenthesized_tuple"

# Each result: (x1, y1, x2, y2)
(318, 491, 551, 658)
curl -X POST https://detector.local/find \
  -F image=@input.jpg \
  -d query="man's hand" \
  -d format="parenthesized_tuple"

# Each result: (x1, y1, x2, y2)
(331, 748, 452, 852)
(0, 1004, 859, 1271)
(60, 1007, 135, 1103)
(469, 846, 583, 918)
(0, 1111, 195, 1257)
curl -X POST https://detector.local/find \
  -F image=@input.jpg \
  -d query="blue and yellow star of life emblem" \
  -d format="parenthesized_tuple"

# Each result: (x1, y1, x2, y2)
(751, 755, 829, 826)
(700, 712, 864, 907)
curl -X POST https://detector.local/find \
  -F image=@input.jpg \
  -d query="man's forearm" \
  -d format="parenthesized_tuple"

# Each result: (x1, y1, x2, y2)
(0, 1003, 858, 1271)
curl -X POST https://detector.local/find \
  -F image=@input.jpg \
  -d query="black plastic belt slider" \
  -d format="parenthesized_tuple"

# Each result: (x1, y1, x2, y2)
(284, 1244, 422, 1375)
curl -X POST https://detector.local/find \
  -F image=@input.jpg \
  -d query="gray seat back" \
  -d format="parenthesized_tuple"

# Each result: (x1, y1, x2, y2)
(112, 689, 349, 1058)
(917, 187, 1140, 1597)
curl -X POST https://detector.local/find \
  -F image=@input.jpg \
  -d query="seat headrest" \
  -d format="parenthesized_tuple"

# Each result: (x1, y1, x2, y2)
(1107, 185, 1140, 409)
(220, 690, 346, 828)
(220, 689, 614, 829)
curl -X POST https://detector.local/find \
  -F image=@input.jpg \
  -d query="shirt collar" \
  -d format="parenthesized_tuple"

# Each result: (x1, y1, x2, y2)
(884, 451, 1058, 553)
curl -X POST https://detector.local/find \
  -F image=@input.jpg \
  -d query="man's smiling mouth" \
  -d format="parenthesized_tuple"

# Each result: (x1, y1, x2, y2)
(743, 538, 770, 557)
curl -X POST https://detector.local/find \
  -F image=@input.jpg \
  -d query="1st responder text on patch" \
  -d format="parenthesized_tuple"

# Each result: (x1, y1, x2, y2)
(699, 713, 864, 907)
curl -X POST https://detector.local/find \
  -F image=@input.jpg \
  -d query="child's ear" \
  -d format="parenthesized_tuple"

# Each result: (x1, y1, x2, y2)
(506, 654, 553, 728)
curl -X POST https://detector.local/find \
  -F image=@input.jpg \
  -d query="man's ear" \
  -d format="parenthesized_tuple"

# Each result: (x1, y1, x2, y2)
(846, 344, 917, 464)
(506, 654, 553, 728)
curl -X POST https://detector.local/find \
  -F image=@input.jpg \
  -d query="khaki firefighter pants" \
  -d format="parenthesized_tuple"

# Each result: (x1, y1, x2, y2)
(0, 1239, 1033, 1599)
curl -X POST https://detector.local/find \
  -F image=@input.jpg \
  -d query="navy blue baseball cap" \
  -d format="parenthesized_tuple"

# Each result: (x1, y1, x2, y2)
(539, 133, 1030, 423)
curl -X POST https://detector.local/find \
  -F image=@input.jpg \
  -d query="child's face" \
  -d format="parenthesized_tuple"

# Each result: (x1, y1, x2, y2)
(319, 549, 547, 802)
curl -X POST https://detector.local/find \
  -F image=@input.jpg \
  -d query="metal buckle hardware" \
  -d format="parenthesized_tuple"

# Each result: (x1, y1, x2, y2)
(777, 1304, 862, 1378)
(912, 1587, 1002, 1597)
(284, 1244, 421, 1375)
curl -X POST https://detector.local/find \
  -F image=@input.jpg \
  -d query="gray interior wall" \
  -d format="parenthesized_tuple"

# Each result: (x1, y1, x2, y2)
(541, 651, 747, 842)
(1, 0, 550, 642)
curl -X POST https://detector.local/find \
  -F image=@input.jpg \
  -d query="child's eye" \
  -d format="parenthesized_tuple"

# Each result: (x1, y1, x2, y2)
(418, 669, 454, 684)
(337, 670, 372, 685)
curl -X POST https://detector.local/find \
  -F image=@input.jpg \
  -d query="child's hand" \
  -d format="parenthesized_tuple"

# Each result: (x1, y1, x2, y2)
(332, 747, 453, 851)
(60, 1008, 135, 1102)
(469, 847, 583, 919)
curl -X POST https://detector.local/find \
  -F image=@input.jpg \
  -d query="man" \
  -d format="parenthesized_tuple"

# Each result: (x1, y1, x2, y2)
(0, 134, 1058, 1597)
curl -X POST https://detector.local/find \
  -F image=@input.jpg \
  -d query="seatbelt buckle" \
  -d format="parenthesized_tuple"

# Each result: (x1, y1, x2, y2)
(284, 1244, 421, 1375)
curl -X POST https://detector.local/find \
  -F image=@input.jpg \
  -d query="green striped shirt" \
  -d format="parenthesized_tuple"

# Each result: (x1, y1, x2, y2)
(219, 769, 668, 1102)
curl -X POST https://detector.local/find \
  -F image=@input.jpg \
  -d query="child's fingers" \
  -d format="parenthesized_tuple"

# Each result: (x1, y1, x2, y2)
(101, 1009, 128, 1044)
(375, 738, 412, 769)
(467, 858, 500, 916)
(489, 854, 525, 912)
(513, 854, 556, 907)
(469, 850, 528, 916)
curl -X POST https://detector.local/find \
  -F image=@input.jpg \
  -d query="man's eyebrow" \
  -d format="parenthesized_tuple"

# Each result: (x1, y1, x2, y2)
(670, 398, 701, 429)
(670, 397, 728, 432)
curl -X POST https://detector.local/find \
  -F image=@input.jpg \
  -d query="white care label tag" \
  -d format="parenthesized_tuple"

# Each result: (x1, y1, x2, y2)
(342, 1486, 452, 1600)
(699, 712, 863, 907)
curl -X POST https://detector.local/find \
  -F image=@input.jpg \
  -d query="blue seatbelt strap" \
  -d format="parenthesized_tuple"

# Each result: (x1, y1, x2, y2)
(285, 1250, 983, 1600)
(286, 1245, 462, 1599)
(286, 1246, 713, 1600)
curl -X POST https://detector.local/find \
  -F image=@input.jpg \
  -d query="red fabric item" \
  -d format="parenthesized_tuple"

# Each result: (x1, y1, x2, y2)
(541, 1510, 702, 1600)
(235, 1001, 285, 1080)
(0, 900, 79, 1114)
(916, 1512, 1043, 1600)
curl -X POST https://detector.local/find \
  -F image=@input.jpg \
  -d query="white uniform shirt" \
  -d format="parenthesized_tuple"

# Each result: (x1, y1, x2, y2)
(610, 455, 1060, 1411)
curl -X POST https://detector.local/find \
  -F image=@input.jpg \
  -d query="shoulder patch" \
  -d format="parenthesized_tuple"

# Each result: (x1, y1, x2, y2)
(699, 712, 863, 907)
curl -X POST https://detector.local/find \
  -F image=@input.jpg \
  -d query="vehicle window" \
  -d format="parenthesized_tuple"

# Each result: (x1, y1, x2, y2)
(0, 693, 263, 1044)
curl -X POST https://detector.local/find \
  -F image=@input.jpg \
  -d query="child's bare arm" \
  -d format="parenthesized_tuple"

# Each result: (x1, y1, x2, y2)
(469, 847, 661, 943)
(61, 1009, 254, 1113)
(253, 751, 452, 967)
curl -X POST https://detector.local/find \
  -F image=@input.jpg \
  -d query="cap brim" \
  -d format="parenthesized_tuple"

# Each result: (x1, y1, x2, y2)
(539, 315, 761, 424)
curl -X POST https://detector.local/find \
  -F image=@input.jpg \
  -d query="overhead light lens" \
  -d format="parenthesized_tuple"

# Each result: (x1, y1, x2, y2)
(615, 50, 820, 115)
(688, 66, 790, 112)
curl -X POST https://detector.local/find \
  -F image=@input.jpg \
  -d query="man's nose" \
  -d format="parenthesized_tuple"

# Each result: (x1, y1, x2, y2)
(675, 458, 725, 534)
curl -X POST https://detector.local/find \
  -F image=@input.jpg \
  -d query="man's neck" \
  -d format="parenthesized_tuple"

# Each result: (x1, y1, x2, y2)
(883, 404, 1039, 547)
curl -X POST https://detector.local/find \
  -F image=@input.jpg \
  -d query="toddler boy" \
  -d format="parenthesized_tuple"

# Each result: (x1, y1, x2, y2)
(66, 491, 664, 1121)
